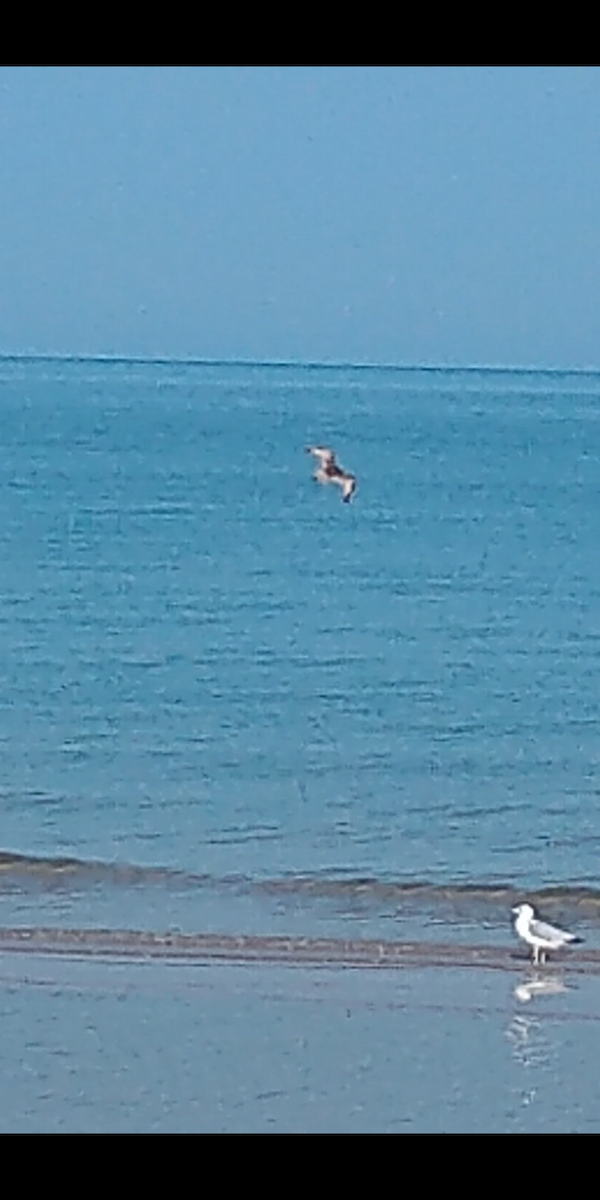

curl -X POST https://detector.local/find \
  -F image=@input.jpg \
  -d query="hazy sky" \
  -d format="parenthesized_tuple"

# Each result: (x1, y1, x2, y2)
(1, 66, 600, 367)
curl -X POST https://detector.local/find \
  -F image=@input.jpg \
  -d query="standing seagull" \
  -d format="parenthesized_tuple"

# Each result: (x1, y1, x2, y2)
(305, 446, 357, 503)
(512, 902, 583, 965)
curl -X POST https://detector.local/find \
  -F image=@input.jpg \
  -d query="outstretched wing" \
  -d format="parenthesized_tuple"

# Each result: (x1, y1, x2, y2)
(341, 475, 356, 503)
(306, 445, 336, 468)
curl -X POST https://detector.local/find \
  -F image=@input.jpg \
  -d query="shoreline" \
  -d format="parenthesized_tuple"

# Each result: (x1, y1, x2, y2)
(0, 926, 595, 973)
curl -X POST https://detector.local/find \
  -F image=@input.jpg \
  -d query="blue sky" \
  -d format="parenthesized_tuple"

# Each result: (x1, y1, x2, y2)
(1, 66, 600, 367)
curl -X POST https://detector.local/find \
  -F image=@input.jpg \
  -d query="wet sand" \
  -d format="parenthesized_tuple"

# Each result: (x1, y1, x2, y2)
(0, 925, 597, 974)
(0, 946, 599, 1132)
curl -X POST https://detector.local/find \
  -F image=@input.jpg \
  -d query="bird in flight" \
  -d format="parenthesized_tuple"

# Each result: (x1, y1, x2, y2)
(305, 446, 357, 503)
(512, 902, 583, 965)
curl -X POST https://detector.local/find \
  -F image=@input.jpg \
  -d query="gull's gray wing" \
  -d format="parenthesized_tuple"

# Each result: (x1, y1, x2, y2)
(530, 917, 574, 944)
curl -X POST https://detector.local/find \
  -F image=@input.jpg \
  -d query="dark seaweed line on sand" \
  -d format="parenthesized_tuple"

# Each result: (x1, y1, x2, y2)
(0, 927, 597, 972)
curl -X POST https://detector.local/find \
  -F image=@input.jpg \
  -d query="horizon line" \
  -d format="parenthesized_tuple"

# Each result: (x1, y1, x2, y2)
(1, 351, 600, 376)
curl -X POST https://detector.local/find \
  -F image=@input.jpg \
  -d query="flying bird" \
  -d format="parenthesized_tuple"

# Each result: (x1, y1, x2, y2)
(305, 446, 357, 503)
(512, 902, 583, 965)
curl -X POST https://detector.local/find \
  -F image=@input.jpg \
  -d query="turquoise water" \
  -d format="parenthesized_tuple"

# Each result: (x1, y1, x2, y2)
(2, 356, 600, 1128)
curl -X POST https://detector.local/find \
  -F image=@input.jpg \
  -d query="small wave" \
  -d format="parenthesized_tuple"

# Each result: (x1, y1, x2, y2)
(254, 875, 600, 917)
(0, 851, 204, 889)
(2, 850, 600, 917)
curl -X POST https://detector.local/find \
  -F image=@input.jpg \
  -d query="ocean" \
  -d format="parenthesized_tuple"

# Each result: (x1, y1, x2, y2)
(2, 355, 600, 1130)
